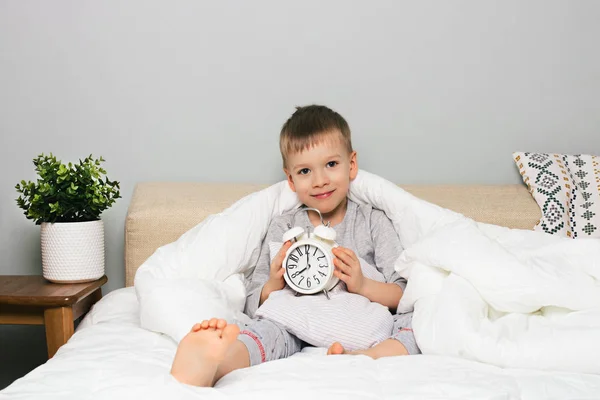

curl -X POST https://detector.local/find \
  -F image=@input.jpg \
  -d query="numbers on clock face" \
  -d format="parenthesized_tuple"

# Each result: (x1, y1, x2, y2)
(286, 244, 329, 291)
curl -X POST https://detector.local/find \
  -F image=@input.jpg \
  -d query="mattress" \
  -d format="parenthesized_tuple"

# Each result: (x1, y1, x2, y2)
(2, 288, 600, 400)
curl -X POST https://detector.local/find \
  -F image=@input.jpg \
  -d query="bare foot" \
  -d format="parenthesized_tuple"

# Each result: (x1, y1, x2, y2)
(327, 342, 347, 355)
(170, 318, 240, 386)
(327, 339, 409, 359)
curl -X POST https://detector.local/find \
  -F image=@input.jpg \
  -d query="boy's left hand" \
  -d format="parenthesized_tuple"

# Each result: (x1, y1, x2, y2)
(332, 247, 365, 295)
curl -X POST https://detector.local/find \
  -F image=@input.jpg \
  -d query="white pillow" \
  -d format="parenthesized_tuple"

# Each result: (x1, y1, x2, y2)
(255, 242, 393, 351)
(256, 287, 393, 352)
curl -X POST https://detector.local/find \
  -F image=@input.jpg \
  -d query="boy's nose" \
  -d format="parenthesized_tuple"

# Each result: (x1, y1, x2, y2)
(312, 171, 330, 187)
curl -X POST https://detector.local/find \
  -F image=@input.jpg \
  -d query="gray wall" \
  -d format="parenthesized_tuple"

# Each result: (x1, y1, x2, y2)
(1, 0, 599, 389)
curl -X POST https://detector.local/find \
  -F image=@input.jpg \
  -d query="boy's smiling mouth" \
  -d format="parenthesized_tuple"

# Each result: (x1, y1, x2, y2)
(312, 190, 335, 199)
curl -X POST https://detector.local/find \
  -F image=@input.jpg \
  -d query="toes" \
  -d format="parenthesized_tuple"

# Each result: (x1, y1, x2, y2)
(216, 319, 227, 330)
(192, 319, 231, 333)
(208, 318, 219, 330)
(327, 342, 345, 355)
(326, 343, 335, 355)
(221, 324, 240, 342)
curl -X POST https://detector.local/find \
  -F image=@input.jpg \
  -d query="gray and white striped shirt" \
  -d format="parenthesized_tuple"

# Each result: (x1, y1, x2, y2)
(245, 198, 406, 318)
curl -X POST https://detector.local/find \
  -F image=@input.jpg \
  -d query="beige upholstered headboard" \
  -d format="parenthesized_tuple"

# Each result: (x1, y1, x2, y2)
(124, 182, 541, 287)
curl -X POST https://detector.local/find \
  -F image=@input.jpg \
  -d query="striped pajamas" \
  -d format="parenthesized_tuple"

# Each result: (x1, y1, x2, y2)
(240, 199, 420, 366)
(238, 311, 419, 366)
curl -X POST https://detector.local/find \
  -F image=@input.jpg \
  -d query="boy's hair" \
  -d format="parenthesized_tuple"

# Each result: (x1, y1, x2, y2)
(280, 105, 353, 168)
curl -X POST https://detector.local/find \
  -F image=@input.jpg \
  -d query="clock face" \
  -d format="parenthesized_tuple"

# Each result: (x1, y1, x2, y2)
(284, 242, 331, 292)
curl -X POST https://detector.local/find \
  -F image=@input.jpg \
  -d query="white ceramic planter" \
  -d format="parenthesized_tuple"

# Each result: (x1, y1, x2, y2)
(40, 220, 105, 283)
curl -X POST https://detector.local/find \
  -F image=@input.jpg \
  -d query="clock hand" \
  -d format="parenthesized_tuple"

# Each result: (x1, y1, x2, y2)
(291, 267, 308, 279)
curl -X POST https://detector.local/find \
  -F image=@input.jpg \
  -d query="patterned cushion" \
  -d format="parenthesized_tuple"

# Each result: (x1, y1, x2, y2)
(513, 152, 600, 238)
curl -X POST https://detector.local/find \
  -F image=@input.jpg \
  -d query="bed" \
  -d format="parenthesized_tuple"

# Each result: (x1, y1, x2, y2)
(2, 181, 600, 400)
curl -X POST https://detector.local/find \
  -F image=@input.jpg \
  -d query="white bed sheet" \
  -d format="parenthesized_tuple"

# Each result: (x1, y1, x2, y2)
(2, 288, 600, 400)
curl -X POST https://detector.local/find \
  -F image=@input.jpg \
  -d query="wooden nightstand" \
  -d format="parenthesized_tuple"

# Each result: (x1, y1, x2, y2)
(0, 275, 107, 358)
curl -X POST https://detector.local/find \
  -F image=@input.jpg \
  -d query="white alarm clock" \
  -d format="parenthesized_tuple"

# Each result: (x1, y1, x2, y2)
(281, 207, 340, 296)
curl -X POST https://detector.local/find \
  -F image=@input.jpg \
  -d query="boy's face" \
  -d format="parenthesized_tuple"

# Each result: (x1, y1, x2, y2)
(284, 131, 357, 220)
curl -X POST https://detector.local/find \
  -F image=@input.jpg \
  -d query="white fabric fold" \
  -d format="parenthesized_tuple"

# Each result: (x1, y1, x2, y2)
(134, 170, 600, 373)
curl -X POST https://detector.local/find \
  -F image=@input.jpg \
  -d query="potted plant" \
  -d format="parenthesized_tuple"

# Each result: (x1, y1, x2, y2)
(15, 153, 121, 283)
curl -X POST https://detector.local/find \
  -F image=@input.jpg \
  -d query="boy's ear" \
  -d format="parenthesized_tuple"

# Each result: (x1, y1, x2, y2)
(284, 168, 297, 192)
(349, 151, 358, 181)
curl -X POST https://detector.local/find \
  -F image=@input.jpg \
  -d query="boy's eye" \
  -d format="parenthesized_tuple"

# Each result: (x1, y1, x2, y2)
(298, 168, 310, 175)
(327, 161, 338, 168)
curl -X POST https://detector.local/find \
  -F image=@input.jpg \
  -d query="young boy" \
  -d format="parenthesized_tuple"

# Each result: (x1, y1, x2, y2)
(170, 105, 419, 387)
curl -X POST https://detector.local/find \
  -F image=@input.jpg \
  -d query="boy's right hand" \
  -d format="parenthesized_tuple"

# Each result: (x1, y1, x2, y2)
(260, 240, 292, 305)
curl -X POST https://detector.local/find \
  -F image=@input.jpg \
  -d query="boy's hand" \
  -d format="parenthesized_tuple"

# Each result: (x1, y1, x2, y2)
(333, 247, 365, 295)
(260, 240, 292, 305)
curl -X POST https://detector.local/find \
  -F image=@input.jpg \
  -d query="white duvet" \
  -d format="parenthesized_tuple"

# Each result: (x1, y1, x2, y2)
(3, 287, 600, 399)
(352, 172, 600, 374)
(3, 170, 600, 399)
(134, 169, 600, 374)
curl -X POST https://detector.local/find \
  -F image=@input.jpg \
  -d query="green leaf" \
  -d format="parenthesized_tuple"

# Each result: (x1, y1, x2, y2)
(15, 154, 120, 224)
